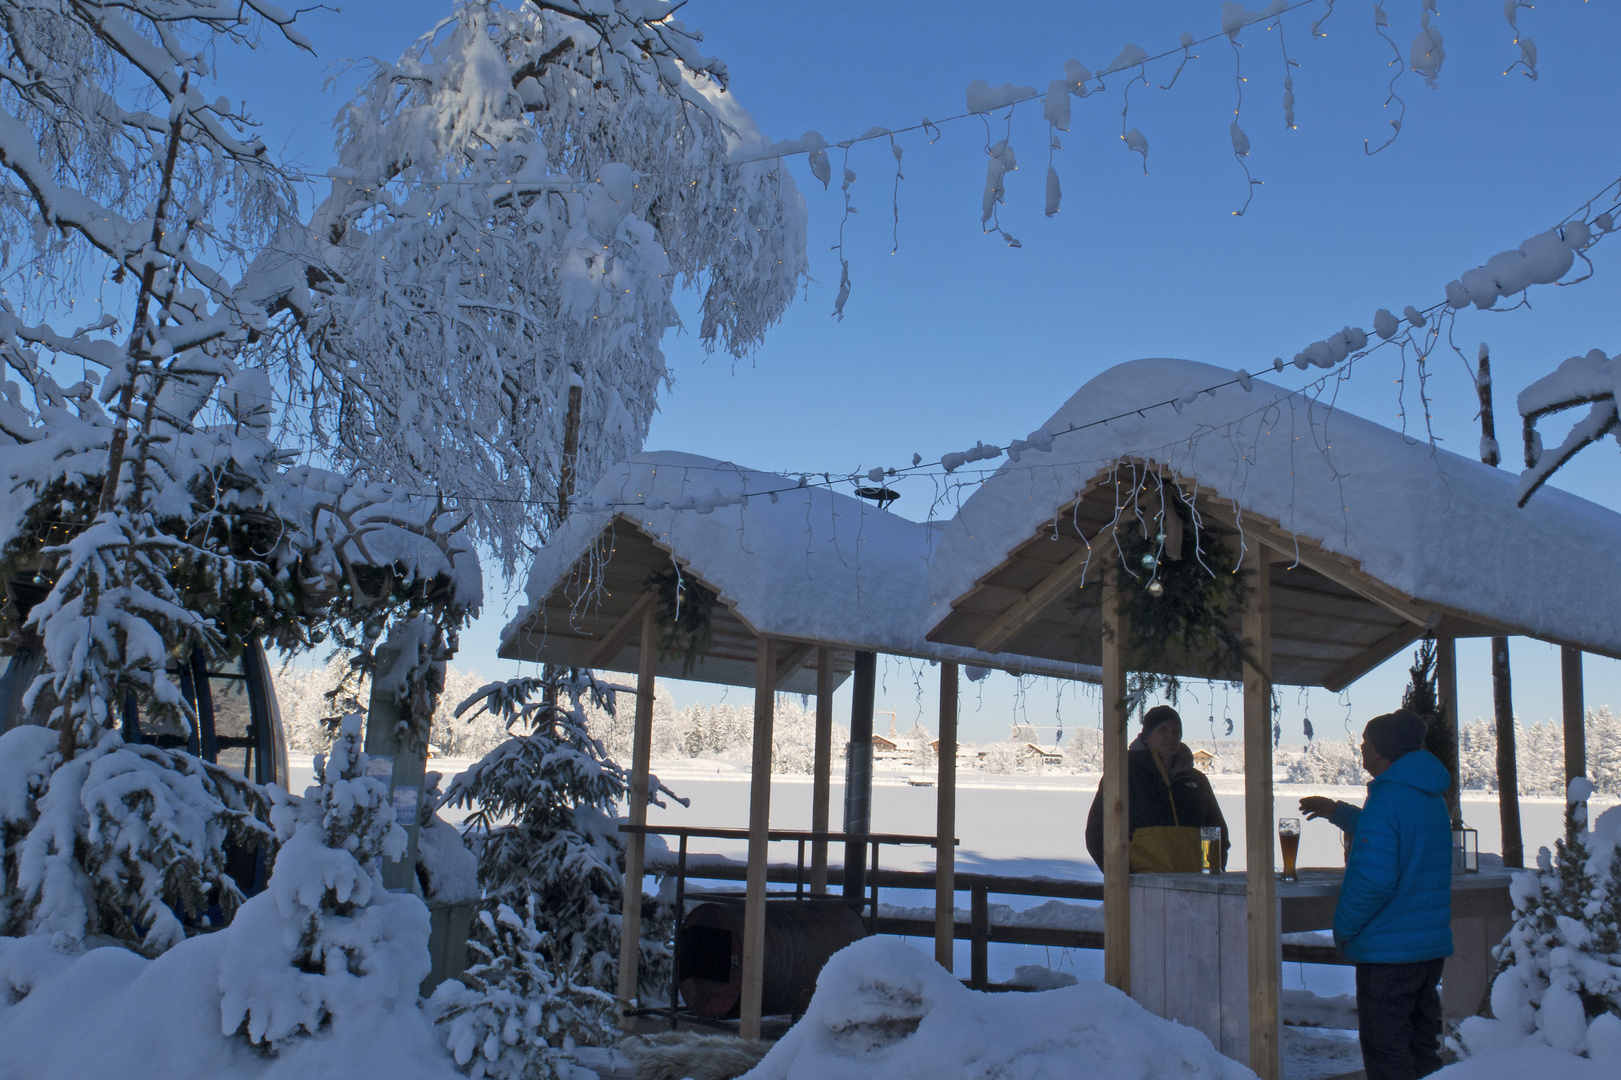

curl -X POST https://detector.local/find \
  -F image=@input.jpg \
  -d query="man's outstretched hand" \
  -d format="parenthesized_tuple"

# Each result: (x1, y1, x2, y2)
(1299, 796, 1338, 820)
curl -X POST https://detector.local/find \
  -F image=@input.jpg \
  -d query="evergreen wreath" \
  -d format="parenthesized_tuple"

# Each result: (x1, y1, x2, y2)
(648, 568, 716, 675)
(1106, 500, 1251, 712)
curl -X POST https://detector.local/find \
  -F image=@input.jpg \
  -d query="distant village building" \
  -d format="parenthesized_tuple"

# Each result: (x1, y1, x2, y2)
(1192, 748, 1216, 768)
(1020, 743, 1064, 766)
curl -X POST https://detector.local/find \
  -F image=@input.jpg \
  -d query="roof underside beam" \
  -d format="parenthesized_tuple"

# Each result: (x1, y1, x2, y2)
(974, 520, 1117, 653)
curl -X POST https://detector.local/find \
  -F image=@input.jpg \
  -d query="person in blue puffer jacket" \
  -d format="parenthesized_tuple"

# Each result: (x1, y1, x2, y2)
(1299, 709, 1454, 1080)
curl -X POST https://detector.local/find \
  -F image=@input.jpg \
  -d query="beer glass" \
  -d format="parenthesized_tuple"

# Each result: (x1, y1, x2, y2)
(1201, 827, 1222, 874)
(1278, 817, 1302, 882)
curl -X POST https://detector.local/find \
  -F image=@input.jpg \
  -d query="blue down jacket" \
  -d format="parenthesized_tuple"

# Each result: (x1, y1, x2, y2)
(1328, 749, 1454, 964)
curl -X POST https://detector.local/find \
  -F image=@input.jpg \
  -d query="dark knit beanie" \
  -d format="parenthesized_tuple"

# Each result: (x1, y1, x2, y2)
(1142, 705, 1182, 734)
(1364, 709, 1427, 762)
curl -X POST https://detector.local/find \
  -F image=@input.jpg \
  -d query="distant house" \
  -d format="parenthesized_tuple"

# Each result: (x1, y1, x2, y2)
(1192, 748, 1216, 768)
(1021, 743, 1064, 766)
(872, 733, 923, 761)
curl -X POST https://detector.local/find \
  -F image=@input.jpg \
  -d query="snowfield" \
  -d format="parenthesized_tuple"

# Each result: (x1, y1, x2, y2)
(1, 757, 1611, 1080)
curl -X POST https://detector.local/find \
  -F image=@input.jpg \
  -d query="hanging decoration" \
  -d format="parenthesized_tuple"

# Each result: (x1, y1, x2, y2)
(648, 568, 717, 675)
(1107, 489, 1252, 713)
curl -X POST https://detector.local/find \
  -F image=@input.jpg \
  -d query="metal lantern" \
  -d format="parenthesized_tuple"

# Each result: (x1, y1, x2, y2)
(1452, 825, 1479, 874)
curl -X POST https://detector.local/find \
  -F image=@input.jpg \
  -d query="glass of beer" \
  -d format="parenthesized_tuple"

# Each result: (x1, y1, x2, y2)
(1278, 817, 1302, 881)
(1201, 827, 1222, 874)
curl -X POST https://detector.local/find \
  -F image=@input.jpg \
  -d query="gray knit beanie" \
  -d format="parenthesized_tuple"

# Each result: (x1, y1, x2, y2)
(1364, 709, 1427, 762)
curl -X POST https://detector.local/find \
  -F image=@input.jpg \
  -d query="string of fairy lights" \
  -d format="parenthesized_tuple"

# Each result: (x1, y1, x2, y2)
(6, 1, 1610, 545)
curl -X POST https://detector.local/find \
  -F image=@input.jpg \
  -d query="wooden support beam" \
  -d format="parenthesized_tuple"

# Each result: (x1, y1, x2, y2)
(739, 636, 777, 1040)
(1100, 560, 1131, 993)
(588, 590, 658, 669)
(1563, 646, 1586, 783)
(810, 647, 833, 894)
(773, 641, 816, 690)
(1321, 623, 1424, 692)
(615, 605, 658, 1028)
(935, 662, 959, 971)
(1437, 637, 1462, 824)
(974, 521, 1117, 653)
(1242, 544, 1280, 1080)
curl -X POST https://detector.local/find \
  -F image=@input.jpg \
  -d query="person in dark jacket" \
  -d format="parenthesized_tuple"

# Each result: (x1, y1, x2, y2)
(1300, 709, 1454, 1080)
(1085, 705, 1227, 872)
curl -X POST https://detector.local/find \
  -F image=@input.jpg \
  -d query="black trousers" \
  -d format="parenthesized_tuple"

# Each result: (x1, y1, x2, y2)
(1355, 958, 1446, 1080)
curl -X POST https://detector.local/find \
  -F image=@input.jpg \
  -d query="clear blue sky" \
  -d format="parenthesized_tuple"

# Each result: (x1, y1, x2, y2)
(229, 1, 1621, 747)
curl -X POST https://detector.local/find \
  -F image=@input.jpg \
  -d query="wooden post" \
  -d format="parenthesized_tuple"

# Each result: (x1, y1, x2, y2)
(739, 636, 777, 1040)
(970, 883, 989, 990)
(1492, 637, 1523, 867)
(935, 662, 959, 970)
(842, 651, 877, 902)
(1100, 561, 1132, 993)
(615, 605, 658, 1028)
(810, 646, 834, 894)
(1436, 637, 1461, 825)
(1242, 543, 1280, 1080)
(1562, 646, 1586, 784)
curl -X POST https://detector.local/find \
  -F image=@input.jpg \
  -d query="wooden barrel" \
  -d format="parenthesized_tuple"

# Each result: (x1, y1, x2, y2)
(677, 899, 867, 1019)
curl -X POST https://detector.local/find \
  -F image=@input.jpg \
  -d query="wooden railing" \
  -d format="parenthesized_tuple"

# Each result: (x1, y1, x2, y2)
(641, 853, 1350, 989)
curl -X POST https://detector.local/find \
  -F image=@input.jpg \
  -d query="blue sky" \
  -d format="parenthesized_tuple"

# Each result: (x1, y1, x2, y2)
(227, 1, 1621, 746)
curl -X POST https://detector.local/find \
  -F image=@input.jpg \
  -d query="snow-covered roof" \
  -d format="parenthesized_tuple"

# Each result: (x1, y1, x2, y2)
(926, 358, 1621, 677)
(500, 452, 1101, 691)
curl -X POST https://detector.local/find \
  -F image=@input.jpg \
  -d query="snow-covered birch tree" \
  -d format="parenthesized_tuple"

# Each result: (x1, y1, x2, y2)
(256, 0, 808, 575)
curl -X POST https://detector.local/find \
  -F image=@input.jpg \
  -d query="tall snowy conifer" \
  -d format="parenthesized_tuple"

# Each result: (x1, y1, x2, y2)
(443, 669, 680, 999)
(255, 0, 808, 575)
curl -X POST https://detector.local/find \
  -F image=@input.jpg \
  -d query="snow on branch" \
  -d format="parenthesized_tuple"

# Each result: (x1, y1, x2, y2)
(253, 0, 807, 577)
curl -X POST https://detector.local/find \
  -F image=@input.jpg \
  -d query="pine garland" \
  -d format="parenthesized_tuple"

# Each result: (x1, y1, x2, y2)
(1108, 502, 1250, 710)
(648, 569, 716, 676)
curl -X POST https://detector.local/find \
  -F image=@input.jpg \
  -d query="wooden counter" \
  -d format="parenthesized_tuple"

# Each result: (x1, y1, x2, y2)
(1129, 867, 1517, 1062)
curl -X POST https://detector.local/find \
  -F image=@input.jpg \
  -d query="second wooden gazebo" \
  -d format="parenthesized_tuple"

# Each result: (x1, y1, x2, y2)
(924, 357, 1621, 1079)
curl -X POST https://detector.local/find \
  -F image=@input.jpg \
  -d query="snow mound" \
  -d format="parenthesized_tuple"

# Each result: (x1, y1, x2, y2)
(1431, 1043, 1620, 1080)
(0, 933, 459, 1080)
(744, 937, 1256, 1080)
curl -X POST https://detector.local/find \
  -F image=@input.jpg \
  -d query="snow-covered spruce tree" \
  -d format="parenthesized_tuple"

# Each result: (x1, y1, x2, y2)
(428, 897, 616, 1079)
(1454, 786, 1621, 1061)
(219, 714, 430, 1049)
(442, 670, 681, 1000)
(252, 0, 807, 578)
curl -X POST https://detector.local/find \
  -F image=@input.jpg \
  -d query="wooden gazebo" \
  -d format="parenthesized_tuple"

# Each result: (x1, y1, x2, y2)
(924, 357, 1621, 1078)
(500, 451, 1099, 1039)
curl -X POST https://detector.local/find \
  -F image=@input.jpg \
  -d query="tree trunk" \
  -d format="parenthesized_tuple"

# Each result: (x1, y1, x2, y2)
(1477, 347, 1523, 868)
(1492, 636, 1523, 867)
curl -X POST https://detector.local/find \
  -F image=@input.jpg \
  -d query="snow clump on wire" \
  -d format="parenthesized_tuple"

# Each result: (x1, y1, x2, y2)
(218, 715, 430, 1049)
